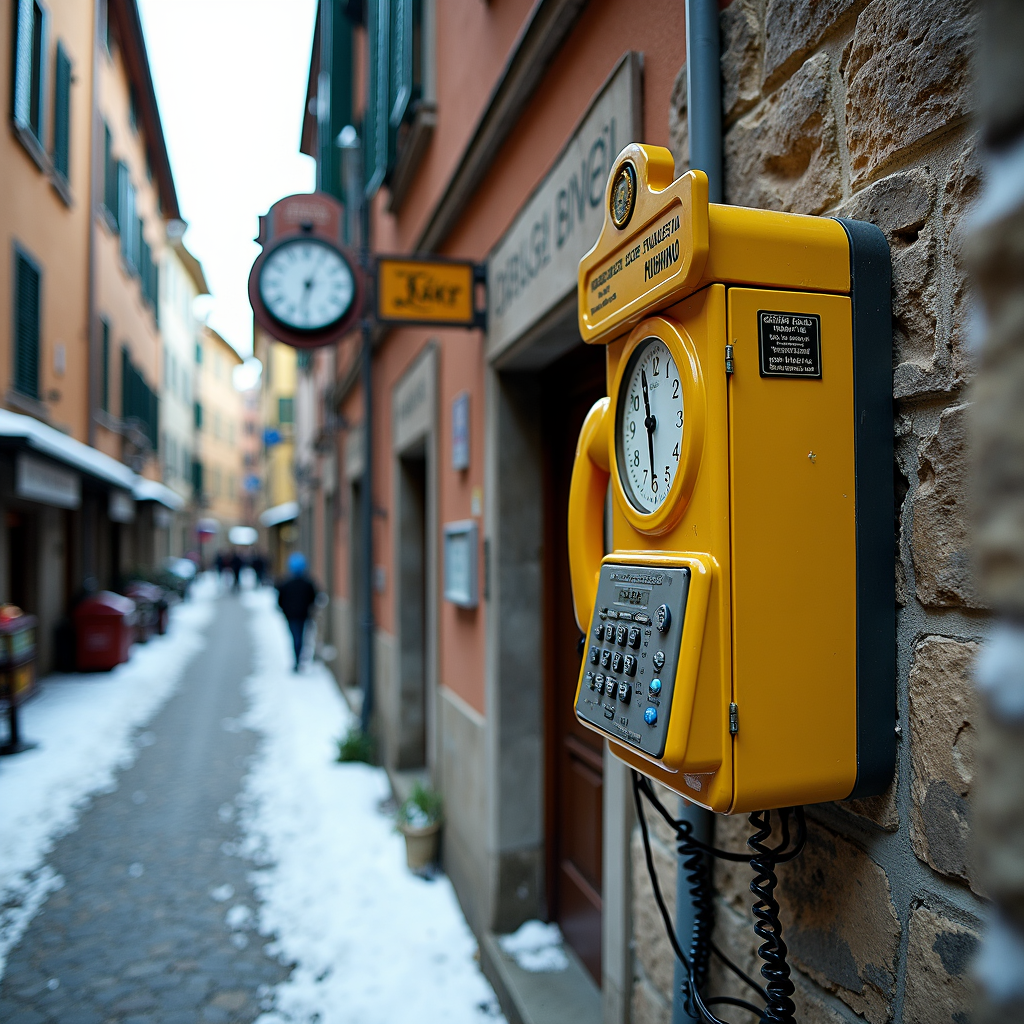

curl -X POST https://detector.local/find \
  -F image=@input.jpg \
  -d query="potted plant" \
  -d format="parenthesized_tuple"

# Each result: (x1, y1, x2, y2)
(396, 783, 443, 873)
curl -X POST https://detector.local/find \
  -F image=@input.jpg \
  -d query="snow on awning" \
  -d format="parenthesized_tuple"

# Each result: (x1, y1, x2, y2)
(260, 501, 299, 527)
(0, 409, 137, 489)
(133, 478, 185, 511)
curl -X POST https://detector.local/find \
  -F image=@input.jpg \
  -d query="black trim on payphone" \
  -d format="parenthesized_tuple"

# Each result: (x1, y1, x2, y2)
(836, 217, 896, 800)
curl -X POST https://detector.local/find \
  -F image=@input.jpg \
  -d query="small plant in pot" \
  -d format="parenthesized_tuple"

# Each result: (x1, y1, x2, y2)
(396, 783, 443, 873)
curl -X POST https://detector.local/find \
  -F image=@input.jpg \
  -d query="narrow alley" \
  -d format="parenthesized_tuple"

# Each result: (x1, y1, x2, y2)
(0, 583, 504, 1024)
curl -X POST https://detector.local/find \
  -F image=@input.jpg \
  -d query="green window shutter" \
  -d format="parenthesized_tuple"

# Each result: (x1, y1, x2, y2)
(12, 0, 34, 129)
(192, 458, 203, 496)
(121, 345, 130, 419)
(278, 396, 294, 424)
(365, 0, 391, 196)
(390, 0, 413, 129)
(100, 318, 110, 411)
(53, 42, 71, 179)
(103, 124, 117, 216)
(132, 214, 143, 276)
(194, 401, 202, 430)
(13, 249, 41, 400)
(28, 1, 46, 138)
(117, 162, 131, 256)
(139, 230, 150, 295)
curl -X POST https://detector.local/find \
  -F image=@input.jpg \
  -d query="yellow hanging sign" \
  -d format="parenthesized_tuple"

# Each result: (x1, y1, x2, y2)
(377, 257, 479, 327)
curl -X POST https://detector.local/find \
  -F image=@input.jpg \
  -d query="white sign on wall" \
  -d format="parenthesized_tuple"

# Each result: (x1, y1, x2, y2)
(16, 454, 81, 509)
(486, 53, 641, 358)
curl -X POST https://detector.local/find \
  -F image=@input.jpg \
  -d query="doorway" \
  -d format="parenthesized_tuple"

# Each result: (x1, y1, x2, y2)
(542, 342, 607, 982)
(395, 447, 427, 769)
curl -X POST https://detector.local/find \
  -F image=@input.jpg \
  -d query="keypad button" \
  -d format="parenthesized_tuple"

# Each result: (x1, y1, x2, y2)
(604, 677, 617, 697)
(649, 677, 662, 695)
(593, 623, 603, 640)
(628, 626, 641, 649)
(617, 681, 632, 703)
(616, 624, 628, 646)
(589, 646, 600, 665)
(600, 649, 612, 669)
(593, 673, 605, 691)
(624, 655, 637, 676)
(603, 624, 616, 643)
(611, 652, 623, 673)
(644, 706, 658, 726)
(634, 613, 651, 625)
(604, 707, 615, 719)
(652, 650, 666, 670)
(617, 611, 633, 622)
(655, 603, 671, 633)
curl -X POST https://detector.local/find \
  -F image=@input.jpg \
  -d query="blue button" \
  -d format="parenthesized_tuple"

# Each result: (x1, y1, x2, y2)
(649, 678, 662, 695)
(644, 707, 658, 726)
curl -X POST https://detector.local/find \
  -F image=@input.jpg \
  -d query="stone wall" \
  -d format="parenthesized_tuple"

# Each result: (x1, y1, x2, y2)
(634, 1, 987, 1021)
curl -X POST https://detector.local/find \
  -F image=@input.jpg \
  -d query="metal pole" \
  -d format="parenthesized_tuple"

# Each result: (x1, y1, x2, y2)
(674, 2, 721, 1021)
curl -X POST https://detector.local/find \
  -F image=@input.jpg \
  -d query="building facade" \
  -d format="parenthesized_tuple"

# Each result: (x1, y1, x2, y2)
(293, 1, 988, 1022)
(0, 0, 182, 673)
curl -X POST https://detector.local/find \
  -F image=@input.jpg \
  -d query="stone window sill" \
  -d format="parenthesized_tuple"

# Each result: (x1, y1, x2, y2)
(10, 121, 50, 175)
(50, 171, 73, 208)
(6, 389, 50, 421)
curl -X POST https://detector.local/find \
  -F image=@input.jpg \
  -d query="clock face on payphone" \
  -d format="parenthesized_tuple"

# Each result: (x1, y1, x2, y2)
(615, 337, 685, 513)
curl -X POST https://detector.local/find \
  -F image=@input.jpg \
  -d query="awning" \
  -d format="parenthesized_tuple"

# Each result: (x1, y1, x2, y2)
(0, 409, 137, 489)
(260, 500, 299, 527)
(133, 478, 185, 511)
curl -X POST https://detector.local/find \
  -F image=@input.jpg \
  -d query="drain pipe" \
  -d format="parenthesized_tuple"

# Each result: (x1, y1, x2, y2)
(673, 3, 721, 1022)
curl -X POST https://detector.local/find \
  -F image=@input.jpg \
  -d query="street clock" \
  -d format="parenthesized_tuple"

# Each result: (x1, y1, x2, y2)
(248, 192, 363, 349)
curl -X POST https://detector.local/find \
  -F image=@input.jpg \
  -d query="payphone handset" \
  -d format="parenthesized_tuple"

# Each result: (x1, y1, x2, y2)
(570, 144, 895, 814)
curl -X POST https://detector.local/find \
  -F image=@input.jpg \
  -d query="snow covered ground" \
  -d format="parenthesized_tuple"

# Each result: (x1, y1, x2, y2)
(236, 587, 505, 1023)
(0, 573, 219, 978)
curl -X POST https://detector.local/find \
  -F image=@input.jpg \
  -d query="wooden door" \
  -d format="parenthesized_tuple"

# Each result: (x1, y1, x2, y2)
(543, 343, 607, 983)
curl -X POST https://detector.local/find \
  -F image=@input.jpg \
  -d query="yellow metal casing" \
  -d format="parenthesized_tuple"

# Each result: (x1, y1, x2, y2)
(569, 144, 895, 813)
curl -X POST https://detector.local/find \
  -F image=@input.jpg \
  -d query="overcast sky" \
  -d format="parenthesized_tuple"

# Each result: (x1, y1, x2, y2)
(137, 0, 318, 358)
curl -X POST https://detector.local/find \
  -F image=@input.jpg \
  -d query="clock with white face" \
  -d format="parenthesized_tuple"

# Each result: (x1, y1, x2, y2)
(617, 336, 685, 514)
(258, 237, 355, 331)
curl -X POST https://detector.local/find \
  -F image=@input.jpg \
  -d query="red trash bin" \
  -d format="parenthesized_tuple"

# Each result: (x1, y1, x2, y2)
(73, 593, 137, 671)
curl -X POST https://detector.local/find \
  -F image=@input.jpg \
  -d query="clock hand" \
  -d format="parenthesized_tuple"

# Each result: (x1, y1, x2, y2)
(641, 367, 656, 486)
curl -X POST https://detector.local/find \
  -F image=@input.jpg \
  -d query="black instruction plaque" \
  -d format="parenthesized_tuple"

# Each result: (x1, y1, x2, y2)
(757, 311, 822, 378)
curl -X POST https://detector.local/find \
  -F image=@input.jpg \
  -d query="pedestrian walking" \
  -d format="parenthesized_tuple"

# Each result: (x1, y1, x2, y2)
(275, 552, 318, 671)
(230, 550, 244, 591)
(251, 550, 267, 586)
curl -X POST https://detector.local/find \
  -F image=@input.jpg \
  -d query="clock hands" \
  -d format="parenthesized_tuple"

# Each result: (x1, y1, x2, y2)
(641, 367, 656, 490)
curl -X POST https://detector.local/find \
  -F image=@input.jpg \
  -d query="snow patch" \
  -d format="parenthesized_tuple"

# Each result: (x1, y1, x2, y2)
(236, 588, 505, 1024)
(498, 920, 570, 973)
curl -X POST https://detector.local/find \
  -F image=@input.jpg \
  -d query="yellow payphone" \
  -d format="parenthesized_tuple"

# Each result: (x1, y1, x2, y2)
(570, 144, 894, 814)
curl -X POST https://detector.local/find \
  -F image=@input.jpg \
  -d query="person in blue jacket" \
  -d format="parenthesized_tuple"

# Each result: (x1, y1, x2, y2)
(275, 552, 319, 671)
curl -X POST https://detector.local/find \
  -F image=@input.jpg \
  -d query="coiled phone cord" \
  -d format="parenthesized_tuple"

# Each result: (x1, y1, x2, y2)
(632, 771, 806, 1024)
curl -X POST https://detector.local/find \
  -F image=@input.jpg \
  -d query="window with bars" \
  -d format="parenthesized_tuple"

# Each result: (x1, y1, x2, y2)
(12, 247, 42, 400)
(52, 41, 71, 182)
(11, 0, 47, 146)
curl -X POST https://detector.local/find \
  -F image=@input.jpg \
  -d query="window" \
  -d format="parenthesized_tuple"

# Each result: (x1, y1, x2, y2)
(117, 163, 135, 266)
(99, 317, 110, 411)
(121, 346, 158, 447)
(52, 42, 71, 182)
(278, 397, 294, 424)
(195, 341, 202, 364)
(12, 247, 42, 400)
(12, 0, 47, 145)
(103, 123, 117, 218)
(194, 401, 202, 430)
(191, 458, 203, 496)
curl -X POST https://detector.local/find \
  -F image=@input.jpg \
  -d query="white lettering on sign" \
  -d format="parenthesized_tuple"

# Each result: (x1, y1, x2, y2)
(486, 55, 640, 360)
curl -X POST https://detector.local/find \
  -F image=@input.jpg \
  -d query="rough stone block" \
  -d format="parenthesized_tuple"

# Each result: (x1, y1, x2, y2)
(707, 898, 759, 1007)
(711, 812, 755, 915)
(721, 0, 763, 124)
(837, 168, 943, 398)
(631, 827, 679, 1000)
(845, 0, 978, 186)
(763, 0, 861, 89)
(943, 138, 983, 387)
(776, 823, 900, 1023)
(902, 903, 980, 1023)
(842, 778, 899, 832)
(724, 53, 842, 215)
(909, 636, 982, 891)
(912, 403, 983, 608)
(669, 64, 688, 176)
(631, 974, 671, 1024)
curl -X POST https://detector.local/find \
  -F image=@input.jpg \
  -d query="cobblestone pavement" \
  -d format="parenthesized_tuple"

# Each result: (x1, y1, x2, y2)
(0, 591, 291, 1024)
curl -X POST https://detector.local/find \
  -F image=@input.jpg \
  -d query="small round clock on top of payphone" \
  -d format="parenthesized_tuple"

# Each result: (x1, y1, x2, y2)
(569, 144, 895, 816)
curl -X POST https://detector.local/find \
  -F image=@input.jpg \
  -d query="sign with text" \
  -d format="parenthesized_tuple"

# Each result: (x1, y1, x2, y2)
(486, 54, 641, 359)
(377, 257, 478, 327)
